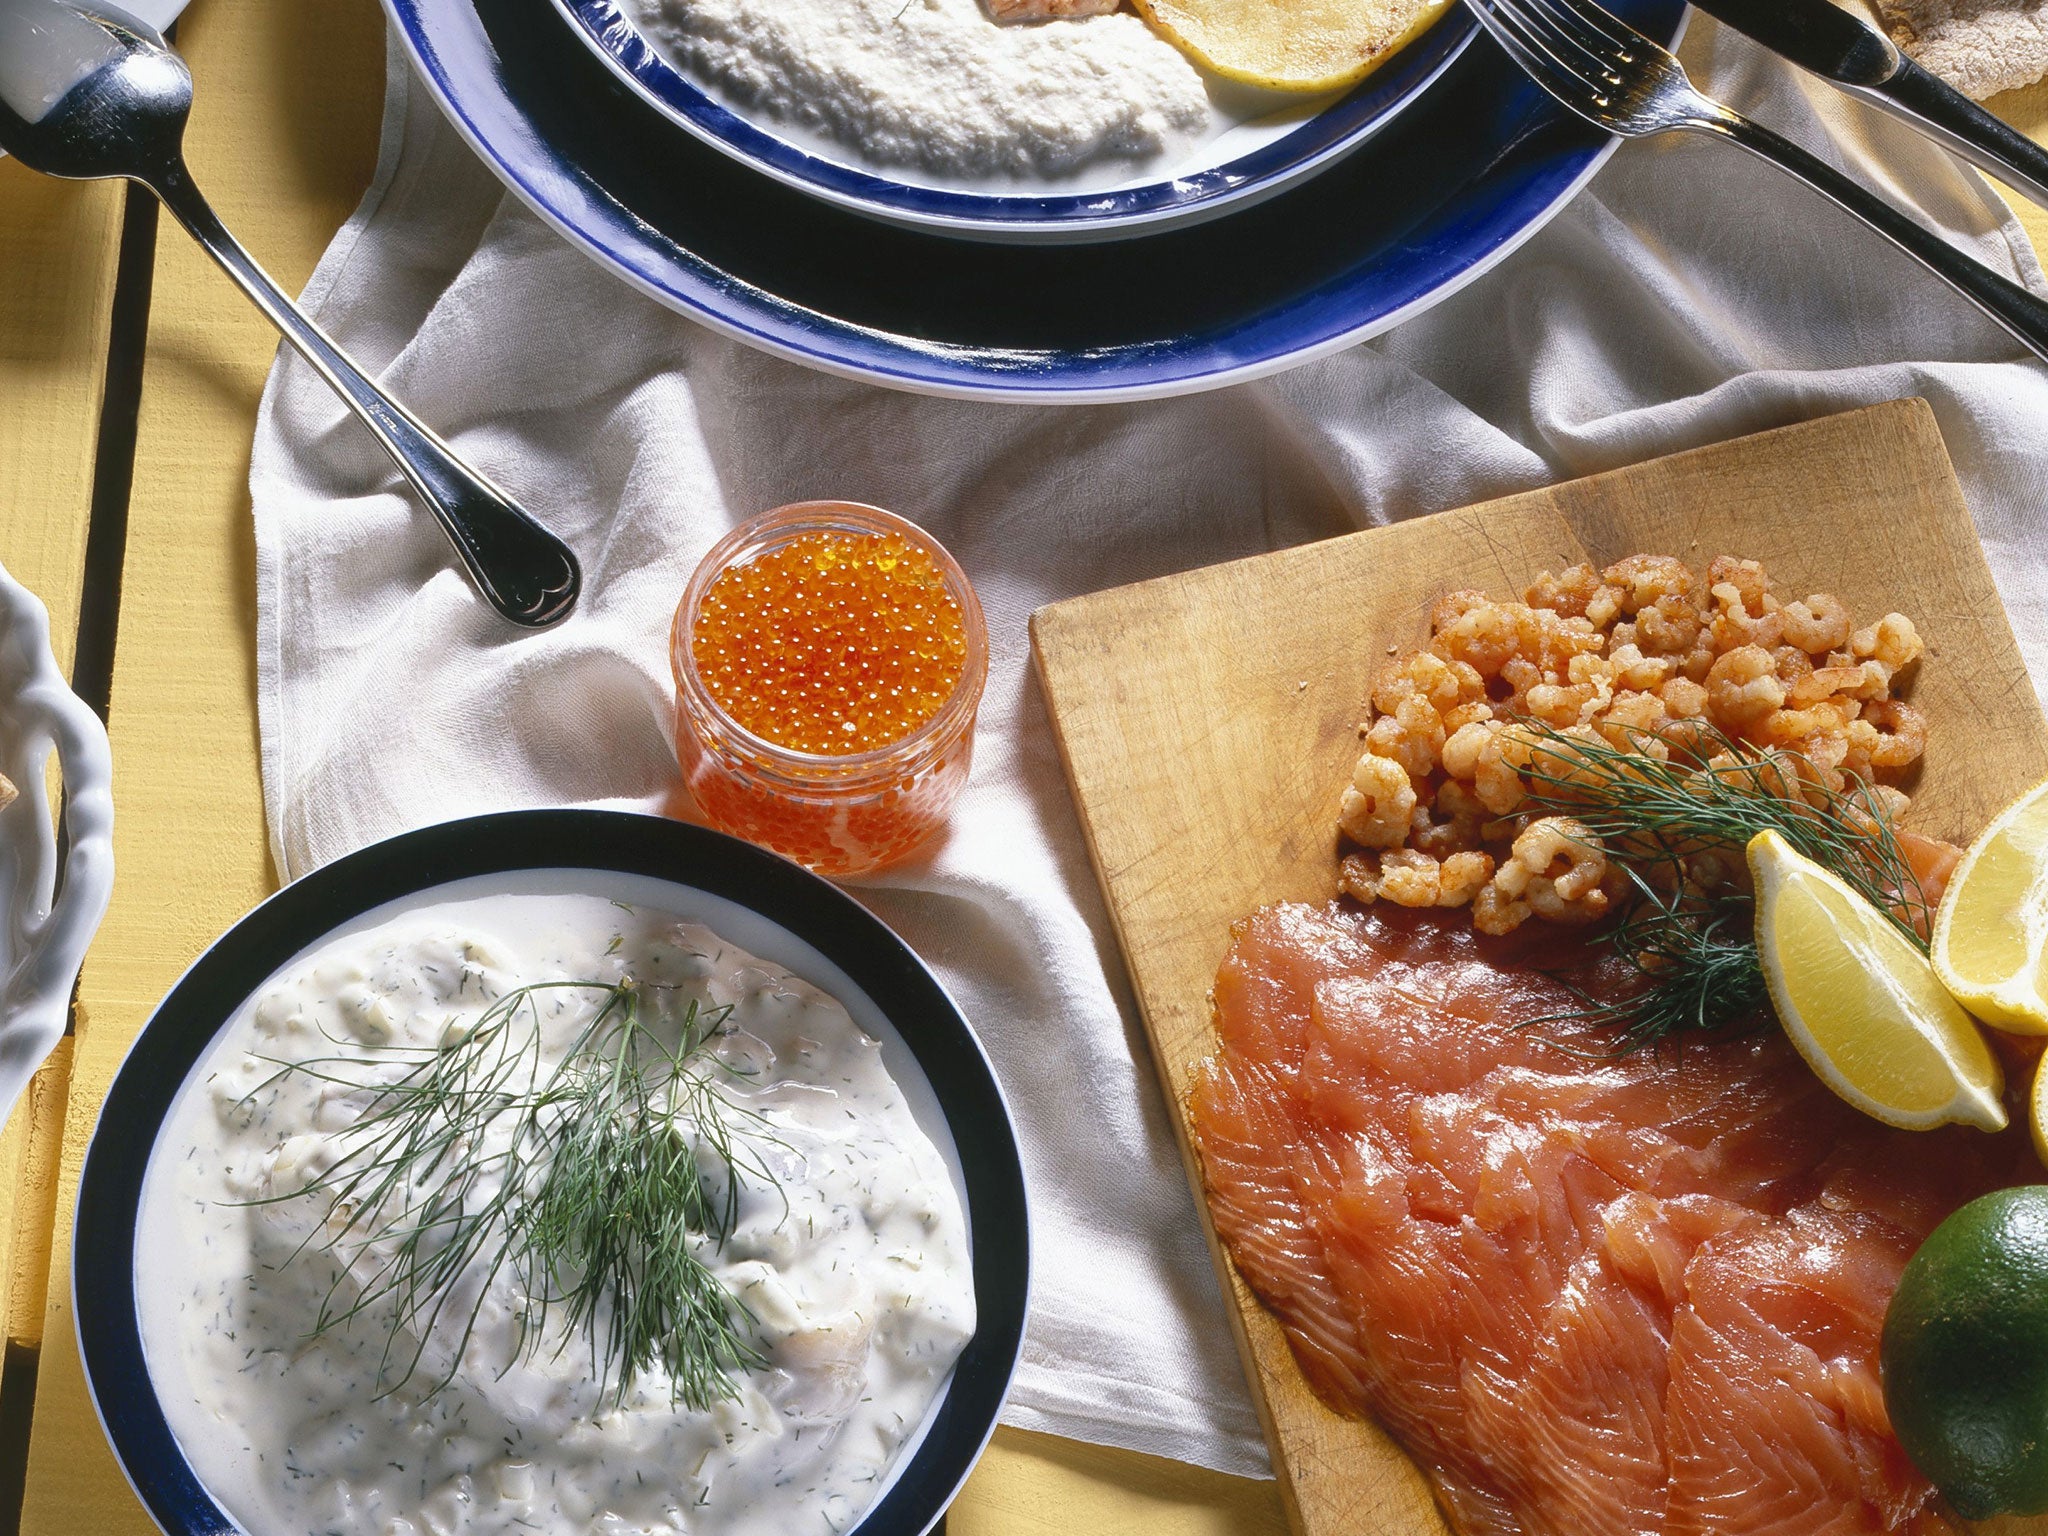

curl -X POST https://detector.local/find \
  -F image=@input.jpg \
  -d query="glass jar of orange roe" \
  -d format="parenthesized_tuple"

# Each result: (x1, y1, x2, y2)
(671, 502, 989, 877)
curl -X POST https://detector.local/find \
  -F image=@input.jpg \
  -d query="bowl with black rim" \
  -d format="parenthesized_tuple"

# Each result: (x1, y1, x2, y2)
(75, 808, 1029, 1536)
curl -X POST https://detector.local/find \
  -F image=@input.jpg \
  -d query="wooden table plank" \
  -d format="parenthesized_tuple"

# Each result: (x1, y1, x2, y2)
(16, 0, 383, 1527)
(954, 1430, 1289, 1536)
(0, 166, 122, 649)
(0, 146, 124, 1515)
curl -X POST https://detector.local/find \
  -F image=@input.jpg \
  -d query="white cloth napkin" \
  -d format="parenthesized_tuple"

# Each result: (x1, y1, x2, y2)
(250, 17, 2048, 1478)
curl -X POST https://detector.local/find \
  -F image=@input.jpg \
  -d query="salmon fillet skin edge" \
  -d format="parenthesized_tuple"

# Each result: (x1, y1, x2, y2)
(1190, 901, 2040, 1536)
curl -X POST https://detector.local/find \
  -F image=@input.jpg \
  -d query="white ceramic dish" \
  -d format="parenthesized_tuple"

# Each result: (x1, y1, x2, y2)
(0, 561, 113, 1129)
(549, 0, 1475, 242)
(387, 0, 1685, 397)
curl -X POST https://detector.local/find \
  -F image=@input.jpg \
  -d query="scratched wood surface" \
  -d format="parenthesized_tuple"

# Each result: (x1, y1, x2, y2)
(1032, 397, 2048, 1536)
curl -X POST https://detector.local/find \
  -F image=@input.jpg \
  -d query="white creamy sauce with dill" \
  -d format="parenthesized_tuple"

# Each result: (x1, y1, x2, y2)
(138, 896, 975, 1536)
(626, 0, 1217, 183)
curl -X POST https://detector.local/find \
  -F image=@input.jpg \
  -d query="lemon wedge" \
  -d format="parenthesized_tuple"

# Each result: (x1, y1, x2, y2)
(1932, 774, 2048, 1036)
(1133, 0, 1451, 93)
(2031, 1055, 2048, 1168)
(1749, 829, 2006, 1132)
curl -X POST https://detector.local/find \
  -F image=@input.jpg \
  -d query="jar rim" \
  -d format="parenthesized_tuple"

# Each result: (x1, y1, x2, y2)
(673, 501, 989, 776)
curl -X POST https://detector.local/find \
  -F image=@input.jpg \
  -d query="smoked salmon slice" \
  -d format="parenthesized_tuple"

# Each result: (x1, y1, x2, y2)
(1191, 901, 2032, 1534)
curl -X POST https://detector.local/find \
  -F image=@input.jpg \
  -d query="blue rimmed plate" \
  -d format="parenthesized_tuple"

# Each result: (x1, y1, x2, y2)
(75, 810, 1029, 1536)
(382, 0, 1685, 400)
(549, 0, 1476, 242)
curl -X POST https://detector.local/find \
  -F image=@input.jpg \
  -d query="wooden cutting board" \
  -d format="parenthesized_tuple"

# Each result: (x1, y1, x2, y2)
(1029, 397, 2048, 1536)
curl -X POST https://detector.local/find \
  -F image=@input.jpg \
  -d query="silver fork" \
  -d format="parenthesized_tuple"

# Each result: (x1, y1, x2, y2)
(1466, 0, 2048, 363)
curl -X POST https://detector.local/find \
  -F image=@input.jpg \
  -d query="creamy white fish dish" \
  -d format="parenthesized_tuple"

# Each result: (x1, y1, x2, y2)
(138, 896, 975, 1536)
(625, 0, 1215, 182)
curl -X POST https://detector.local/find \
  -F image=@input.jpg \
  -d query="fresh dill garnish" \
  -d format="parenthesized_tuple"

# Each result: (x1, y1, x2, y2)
(243, 978, 780, 1410)
(1522, 865, 1771, 1054)
(1503, 719, 1931, 1049)
(1514, 718, 1931, 947)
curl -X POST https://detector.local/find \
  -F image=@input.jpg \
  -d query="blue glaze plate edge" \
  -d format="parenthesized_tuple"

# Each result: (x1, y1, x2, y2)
(377, 0, 1685, 402)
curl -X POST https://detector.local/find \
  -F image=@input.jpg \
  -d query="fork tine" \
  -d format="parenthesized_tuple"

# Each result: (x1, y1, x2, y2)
(1466, 0, 1589, 109)
(1470, 0, 1605, 98)
(1491, 0, 1621, 82)
(1465, 0, 1670, 134)
(1529, 0, 1657, 60)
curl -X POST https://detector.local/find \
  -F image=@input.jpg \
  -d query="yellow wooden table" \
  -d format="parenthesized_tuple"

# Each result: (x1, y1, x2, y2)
(2, 3, 2046, 1532)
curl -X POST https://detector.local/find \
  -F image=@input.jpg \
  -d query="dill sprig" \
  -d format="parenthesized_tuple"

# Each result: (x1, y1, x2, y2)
(243, 978, 778, 1411)
(1523, 866, 1771, 1054)
(1513, 718, 1932, 947)
(1501, 718, 1931, 1048)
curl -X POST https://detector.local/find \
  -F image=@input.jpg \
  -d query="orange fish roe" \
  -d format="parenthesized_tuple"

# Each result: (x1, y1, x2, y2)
(691, 530, 969, 756)
(673, 503, 988, 878)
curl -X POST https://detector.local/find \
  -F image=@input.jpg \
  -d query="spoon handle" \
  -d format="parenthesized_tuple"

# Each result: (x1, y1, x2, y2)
(148, 162, 581, 629)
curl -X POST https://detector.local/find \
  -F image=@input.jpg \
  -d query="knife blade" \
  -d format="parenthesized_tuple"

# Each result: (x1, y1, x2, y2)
(1687, 0, 2048, 211)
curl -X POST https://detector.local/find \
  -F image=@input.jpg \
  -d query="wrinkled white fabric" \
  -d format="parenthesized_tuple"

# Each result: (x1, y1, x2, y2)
(251, 18, 2048, 1478)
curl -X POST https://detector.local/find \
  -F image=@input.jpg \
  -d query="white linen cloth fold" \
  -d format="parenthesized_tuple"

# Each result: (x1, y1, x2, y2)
(251, 17, 2048, 1478)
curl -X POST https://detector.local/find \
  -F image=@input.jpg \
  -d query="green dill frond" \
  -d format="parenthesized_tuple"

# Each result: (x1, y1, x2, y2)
(245, 978, 780, 1411)
(1512, 717, 1931, 950)
(1499, 718, 1931, 1050)
(1523, 864, 1770, 1054)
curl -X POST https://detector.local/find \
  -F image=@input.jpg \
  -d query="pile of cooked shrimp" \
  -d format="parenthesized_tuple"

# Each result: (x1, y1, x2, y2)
(1337, 555, 1928, 934)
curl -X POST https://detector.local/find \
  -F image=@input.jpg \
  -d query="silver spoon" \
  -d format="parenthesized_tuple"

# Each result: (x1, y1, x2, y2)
(0, 0, 581, 628)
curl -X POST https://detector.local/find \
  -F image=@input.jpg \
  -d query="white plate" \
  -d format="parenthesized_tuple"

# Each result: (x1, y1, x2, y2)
(77, 811, 1027, 1536)
(385, 0, 1684, 397)
(550, 0, 1475, 242)
(0, 561, 113, 1130)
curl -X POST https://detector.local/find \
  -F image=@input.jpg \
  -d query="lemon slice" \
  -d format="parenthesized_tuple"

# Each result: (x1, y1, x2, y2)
(1749, 829, 2006, 1132)
(1133, 0, 1451, 93)
(1932, 774, 2048, 1036)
